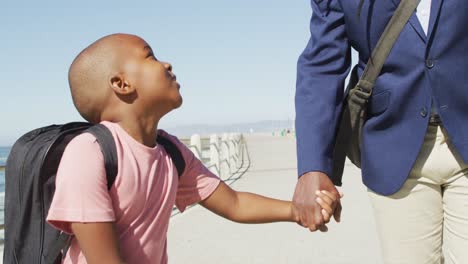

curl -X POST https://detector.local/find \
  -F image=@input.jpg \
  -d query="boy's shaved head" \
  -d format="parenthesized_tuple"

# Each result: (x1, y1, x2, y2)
(68, 33, 138, 123)
(69, 33, 181, 125)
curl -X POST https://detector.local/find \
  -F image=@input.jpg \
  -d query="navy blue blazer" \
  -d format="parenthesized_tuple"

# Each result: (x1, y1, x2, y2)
(295, 0, 468, 195)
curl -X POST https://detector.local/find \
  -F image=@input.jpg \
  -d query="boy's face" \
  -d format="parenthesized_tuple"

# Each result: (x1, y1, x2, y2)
(120, 36, 182, 115)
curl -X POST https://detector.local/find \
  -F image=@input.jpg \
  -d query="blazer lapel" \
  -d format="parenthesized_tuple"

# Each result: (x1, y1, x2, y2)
(390, 0, 427, 43)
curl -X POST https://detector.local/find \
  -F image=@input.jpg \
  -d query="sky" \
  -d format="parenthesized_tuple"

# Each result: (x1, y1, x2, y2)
(0, 0, 353, 146)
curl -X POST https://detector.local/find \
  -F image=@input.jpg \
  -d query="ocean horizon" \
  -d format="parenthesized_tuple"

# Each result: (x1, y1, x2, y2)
(0, 147, 8, 194)
(0, 146, 8, 228)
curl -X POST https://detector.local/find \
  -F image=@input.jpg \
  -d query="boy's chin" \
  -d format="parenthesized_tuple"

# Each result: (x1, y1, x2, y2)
(171, 96, 183, 110)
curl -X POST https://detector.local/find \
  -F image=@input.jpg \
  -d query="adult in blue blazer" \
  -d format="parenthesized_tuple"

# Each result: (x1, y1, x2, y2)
(293, 0, 468, 262)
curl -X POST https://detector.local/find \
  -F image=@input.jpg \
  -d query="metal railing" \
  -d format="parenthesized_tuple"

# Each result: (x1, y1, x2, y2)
(171, 133, 250, 217)
(186, 133, 244, 181)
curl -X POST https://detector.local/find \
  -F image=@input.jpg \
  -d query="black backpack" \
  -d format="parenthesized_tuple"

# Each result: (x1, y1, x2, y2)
(3, 122, 186, 264)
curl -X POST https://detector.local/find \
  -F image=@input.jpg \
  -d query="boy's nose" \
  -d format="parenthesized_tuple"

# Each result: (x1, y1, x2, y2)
(163, 62, 173, 72)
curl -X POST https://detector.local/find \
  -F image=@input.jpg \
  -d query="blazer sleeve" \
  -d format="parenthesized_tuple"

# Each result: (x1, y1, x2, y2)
(295, 0, 351, 178)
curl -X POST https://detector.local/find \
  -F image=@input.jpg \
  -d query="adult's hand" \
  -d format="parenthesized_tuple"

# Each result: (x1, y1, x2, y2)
(292, 171, 342, 232)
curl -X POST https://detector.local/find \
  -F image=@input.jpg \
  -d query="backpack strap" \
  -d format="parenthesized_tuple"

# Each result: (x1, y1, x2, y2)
(156, 134, 186, 177)
(86, 124, 118, 190)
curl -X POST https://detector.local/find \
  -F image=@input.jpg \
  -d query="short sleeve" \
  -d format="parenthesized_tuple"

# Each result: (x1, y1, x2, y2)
(47, 133, 116, 234)
(159, 131, 220, 212)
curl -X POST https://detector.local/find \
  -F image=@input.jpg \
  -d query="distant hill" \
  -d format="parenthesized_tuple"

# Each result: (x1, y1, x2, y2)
(163, 120, 295, 138)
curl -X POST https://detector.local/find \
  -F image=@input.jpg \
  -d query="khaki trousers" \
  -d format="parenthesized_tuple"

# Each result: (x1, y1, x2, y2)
(368, 124, 468, 264)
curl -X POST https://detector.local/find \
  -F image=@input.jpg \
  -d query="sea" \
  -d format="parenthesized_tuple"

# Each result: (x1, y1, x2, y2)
(0, 147, 7, 186)
(0, 146, 9, 243)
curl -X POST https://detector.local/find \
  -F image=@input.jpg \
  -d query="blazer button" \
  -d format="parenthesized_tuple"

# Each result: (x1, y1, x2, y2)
(426, 59, 435, 69)
(420, 107, 428, 117)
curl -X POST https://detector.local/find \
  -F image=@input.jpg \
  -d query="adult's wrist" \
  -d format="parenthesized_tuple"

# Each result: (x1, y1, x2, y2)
(299, 171, 329, 180)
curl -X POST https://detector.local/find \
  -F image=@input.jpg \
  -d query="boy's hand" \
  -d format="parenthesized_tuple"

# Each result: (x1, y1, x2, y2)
(315, 190, 343, 225)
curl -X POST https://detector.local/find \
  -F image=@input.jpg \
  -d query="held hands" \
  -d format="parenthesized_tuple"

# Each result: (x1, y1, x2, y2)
(292, 190, 342, 232)
(292, 171, 343, 232)
(315, 190, 342, 224)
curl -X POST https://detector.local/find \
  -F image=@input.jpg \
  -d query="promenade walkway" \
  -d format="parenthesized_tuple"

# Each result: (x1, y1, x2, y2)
(167, 134, 384, 264)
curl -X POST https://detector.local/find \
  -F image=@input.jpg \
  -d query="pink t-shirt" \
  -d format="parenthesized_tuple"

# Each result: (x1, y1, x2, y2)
(47, 121, 220, 264)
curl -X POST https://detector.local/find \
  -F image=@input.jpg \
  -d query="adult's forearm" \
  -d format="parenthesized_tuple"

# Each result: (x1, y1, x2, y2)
(295, 0, 351, 177)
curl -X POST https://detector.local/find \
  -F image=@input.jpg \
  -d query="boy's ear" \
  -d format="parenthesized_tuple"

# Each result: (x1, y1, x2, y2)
(109, 73, 135, 95)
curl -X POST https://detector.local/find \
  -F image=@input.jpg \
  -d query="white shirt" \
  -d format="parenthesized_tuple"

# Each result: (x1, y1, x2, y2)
(416, 0, 432, 35)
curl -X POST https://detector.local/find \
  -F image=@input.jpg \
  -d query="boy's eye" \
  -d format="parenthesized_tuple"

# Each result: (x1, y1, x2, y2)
(146, 52, 157, 60)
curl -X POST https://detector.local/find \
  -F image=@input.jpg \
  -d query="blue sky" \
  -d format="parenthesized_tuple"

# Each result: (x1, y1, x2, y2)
(0, 1, 348, 146)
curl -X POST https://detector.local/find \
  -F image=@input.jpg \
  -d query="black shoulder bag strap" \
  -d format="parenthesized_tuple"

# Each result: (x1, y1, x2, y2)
(359, 0, 422, 88)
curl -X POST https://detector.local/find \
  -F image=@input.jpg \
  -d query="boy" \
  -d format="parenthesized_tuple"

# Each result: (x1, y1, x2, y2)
(46, 33, 340, 264)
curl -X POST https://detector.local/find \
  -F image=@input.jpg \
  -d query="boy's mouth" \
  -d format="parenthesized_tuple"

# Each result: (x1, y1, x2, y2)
(171, 75, 180, 89)
(168, 71, 176, 80)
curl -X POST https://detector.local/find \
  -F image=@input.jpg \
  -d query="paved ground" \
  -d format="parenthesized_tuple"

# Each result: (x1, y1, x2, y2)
(167, 134, 384, 264)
